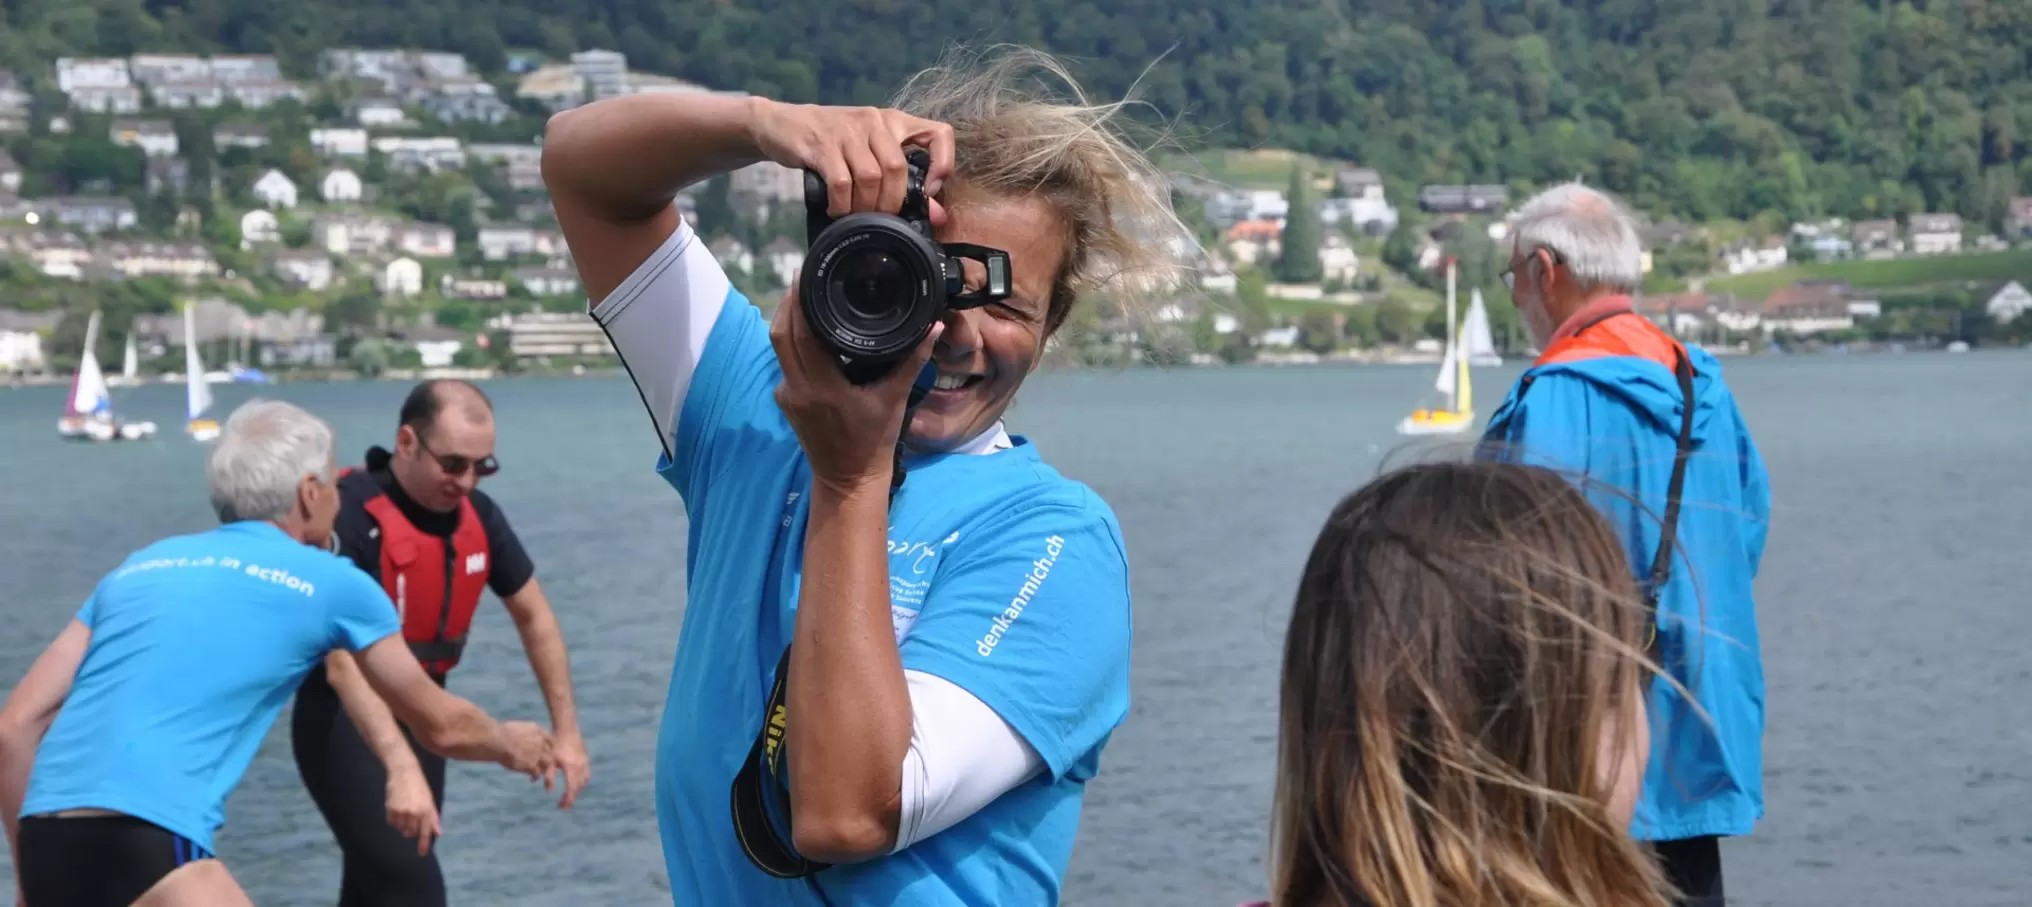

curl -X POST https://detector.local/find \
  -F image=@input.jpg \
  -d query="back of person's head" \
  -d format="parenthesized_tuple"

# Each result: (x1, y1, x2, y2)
(889, 44, 1192, 334)
(1508, 182, 1645, 294)
(1270, 461, 1667, 907)
(207, 398, 336, 524)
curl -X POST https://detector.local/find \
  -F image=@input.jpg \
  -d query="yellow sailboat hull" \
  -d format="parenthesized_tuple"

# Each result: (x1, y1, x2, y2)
(1395, 407, 1477, 436)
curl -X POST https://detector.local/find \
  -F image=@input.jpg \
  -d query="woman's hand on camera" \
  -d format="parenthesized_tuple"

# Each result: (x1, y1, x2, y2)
(770, 285, 943, 496)
(748, 99, 956, 223)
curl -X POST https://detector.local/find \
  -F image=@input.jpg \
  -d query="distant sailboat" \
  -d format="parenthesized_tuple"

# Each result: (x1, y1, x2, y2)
(184, 302, 219, 441)
(1460, 287, 1503, 368)
(117, 329, 139, 386)
(58, 310, 157, 442)
(1395, 258, 1482, 436)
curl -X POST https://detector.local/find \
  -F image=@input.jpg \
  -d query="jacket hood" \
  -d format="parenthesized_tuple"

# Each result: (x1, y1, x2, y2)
(1492, 344, 1732, 444)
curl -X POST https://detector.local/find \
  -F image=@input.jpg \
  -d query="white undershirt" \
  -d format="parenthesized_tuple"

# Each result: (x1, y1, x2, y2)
(590, 218, 1041, 853)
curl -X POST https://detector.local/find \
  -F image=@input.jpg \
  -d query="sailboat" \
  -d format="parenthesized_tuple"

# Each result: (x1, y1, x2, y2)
(1395, 258, 1497, 436)
(184, 302, 220, 441)
(115, 329, 140, 386)
(57, 310, 158, 442)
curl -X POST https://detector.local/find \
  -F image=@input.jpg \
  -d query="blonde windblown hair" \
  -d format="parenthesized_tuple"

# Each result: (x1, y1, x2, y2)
(888, 45, 1195, 334)
(1272, 461, 1672, 907)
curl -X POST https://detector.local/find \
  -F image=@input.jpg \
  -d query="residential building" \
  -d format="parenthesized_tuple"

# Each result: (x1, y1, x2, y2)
(398, 222, 456, 258)
(146, 157, 192, 196)
(314, 214, 401, 255)
(514, 267, 581, 297)
(2008, 197, 2032, 241)
(239, 209, 281, 248)
(320, 168, 364, 203)
(109, 119, 179, 157)
(1318, 233, 1359, 284)
(707, 236, 755, 275)
(477, 223, 563, 261)
(310, 127, 370, 157)
(0, 309, 60, 372)
(214, 123, 270, 150)
(1983, 280, 2031, 325)
(762, 237, 804, 286)
(571, 50, 629, 102)
(376, 256, 424, 296)
(422, 80, 512, 124)
(0, 70, 31, 132)
(1763, 279, 1878, 335)
(150, 79, 226, 109)
(515, 64, 586, 112)
(99, 241, 219, 280)
(9, 230, 94, 278)
(1418, 184, 1508, 214)
(272, 249, 336, 291)
(372, 136, 464, 172)
(729, 161, 804, 207)
(1850, 219, 1902, 259)
(47, 197, 137, 234)
(1721, 236, 1788, 274)
(1907, 213, 1963, 256)
(441, 274, 509, 299)
(500, 310, 616, 359)
(252, 169, 299, 209)
(350, 97, 408, 127)
(0, 151, 19, 193)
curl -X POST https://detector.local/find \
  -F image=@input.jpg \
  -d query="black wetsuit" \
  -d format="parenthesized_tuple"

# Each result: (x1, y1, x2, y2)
(17, 813, 215, 907)
(289, 446, 533, 907)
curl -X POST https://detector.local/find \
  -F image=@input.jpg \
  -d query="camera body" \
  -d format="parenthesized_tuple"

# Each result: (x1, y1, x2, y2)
(797, 147, 1012, 385)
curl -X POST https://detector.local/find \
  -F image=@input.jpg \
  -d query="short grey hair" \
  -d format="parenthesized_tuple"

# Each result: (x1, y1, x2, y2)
(207, 398, 337, 524)
(1508, 182, 1645, 293)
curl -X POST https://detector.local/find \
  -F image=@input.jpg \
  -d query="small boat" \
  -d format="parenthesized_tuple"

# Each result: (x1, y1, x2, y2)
(183, 302, 219, 441)
(58, 310, 157, 442)
(1396, 258, 1497, 436)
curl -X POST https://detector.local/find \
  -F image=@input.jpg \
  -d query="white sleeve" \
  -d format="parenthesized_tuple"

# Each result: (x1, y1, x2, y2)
(587, 218, 730, 460)
(893, 669, 1045, 852)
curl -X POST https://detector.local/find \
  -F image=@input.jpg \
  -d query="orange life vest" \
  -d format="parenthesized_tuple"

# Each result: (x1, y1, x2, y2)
(1533, 300, 1686, 372)
(342, 467, 491, 675)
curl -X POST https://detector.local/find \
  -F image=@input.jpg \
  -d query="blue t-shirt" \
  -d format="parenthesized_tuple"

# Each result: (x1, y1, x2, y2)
(653, 292, 1133, 905)
(21, 521, 401, 852)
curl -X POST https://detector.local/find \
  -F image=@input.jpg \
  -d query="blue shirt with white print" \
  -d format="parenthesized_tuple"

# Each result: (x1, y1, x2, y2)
(649, 287, 1133, 906)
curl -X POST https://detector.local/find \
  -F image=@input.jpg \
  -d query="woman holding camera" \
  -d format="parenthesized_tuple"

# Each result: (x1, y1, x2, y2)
(542, 46, 1182, 906)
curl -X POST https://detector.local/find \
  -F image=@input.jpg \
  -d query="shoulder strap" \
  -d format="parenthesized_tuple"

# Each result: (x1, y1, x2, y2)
(1511, 312, 1698, 652)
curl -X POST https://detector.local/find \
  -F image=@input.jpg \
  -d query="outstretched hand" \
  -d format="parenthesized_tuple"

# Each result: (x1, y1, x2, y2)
(770, 286, 943, 495)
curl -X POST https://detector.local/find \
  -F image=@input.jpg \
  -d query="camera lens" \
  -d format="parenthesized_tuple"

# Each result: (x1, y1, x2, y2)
(830, 248, 915, 332)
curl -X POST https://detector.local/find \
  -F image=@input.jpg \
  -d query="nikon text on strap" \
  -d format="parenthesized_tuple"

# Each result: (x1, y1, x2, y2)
(730, 363, 940, 879)
(1516, 310, 1697, 652)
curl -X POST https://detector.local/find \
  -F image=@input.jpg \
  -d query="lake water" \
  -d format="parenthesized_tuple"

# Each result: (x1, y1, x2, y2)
(2, 351, 2027, 906)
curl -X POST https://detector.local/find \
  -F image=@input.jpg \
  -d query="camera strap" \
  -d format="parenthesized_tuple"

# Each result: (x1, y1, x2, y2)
(730, 362, 941, 880)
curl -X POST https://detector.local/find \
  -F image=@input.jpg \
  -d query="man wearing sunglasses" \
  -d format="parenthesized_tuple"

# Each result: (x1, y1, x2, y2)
(288, 378, 590, 907)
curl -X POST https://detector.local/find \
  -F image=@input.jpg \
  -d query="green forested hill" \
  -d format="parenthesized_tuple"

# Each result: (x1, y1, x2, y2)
(3, 0, 2030, 227)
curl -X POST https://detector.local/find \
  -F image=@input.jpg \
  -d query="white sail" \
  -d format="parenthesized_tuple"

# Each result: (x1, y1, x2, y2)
(1433, 333, 1458, 397)
(121, 331, 138, 382)
(70, 310, 111, 417)
(1461, 288, 1503, 367)
(185, 303, 214, 424)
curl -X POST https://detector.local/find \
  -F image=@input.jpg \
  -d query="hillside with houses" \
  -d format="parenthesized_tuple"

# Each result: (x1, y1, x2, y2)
(2, 41, 2032, 382)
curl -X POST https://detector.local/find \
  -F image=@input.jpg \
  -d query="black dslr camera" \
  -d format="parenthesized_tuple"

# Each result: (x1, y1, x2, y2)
(797, 147, 1013, 385)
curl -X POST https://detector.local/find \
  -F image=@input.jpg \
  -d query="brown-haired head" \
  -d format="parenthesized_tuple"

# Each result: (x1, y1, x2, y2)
(887, 45, 1195, 452)
(1271, 460, 1668, 907)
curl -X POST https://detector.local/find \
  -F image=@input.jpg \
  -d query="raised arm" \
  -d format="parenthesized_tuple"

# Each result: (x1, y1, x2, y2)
(542, 93, 759, 459)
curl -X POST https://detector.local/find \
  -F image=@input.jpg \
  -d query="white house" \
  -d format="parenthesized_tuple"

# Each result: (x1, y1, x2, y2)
(1984, 280, 2031, 325)
(320, 168, 363, 203)
(1908, 214, 1963, 256)
(239, 209, 280, 248)
(378, 257, 424, 296)
(252, 169, 298, 209)
(398, 222, 456, 258)
(1318, 233, 1359, 284)
(272, 249, 335, 290)
(309, 127, 369, 157)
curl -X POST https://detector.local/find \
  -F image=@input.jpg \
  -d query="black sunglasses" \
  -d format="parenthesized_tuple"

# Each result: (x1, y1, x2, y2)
(415, 434, 499, 478)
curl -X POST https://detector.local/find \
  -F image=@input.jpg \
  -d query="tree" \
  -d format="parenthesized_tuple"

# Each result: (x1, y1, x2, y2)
(1297, 311, 1339, 354)
(1275, 165, 1323, 284)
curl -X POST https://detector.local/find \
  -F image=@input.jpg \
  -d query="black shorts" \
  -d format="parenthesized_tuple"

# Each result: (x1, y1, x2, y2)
(17, 813, 216, 907)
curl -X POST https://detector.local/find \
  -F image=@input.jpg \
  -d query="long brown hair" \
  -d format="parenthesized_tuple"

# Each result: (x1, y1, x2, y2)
(1271, 461, 1668, 907)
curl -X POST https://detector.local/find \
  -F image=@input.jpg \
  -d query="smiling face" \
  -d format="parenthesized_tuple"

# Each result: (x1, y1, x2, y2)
(905, 192, 1070, 453)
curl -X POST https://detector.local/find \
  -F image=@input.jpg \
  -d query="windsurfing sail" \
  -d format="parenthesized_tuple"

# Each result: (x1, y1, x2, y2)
(185, 303, 215, 428)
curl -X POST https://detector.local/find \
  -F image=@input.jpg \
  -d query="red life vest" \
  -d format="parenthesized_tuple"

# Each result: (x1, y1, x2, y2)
(341, 467, 491, 675)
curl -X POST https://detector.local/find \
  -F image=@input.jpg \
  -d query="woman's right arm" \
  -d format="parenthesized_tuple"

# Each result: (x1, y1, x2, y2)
(542, 94, 765, 460)
(542, 96, 955, 466)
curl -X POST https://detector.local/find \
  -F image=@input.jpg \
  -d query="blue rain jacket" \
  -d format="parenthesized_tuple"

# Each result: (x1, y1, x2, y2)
(1480, 315, 1772, 841)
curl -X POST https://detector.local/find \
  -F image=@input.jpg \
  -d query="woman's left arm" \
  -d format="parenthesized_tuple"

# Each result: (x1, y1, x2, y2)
(783, 476, 917, 862)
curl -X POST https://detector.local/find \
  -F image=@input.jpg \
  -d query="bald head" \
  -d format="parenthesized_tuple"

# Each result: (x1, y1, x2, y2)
(399, 379, 494, 440)
(392, 380, 497, 512)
